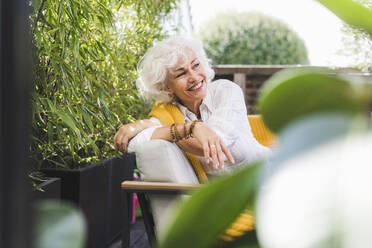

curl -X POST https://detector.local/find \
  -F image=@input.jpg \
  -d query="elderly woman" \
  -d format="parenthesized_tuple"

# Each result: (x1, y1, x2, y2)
(114, 36, 270, 176)
(114, 36, 270, 234)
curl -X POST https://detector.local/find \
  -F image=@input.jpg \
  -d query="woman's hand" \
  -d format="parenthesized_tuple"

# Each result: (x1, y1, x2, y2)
(191, 122, 235, 169)
(114, 119, 158, 153)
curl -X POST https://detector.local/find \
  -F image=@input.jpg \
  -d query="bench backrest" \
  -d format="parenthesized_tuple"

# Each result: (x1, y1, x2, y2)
(248, 115, 276, 147)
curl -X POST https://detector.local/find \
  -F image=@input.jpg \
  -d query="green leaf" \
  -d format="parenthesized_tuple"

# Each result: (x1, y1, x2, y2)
(31, 0, 41, 12)
(56, 110, 78, 132)
(46, 99, 55, 112)
(100, 97, 111, 120)
(47, 121, 54, 144)
(83, 106, 103, 122)
(317, 0, 372, 35)
(82, 110, 94, 130)
(34, 200, 87, 248)
(45, 158, 69, 169)
(258, 68, 367, 133)
(159, 163, 261, 248)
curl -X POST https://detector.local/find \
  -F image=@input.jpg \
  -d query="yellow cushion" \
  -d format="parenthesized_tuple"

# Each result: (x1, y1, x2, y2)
(248, 115, 276, 147)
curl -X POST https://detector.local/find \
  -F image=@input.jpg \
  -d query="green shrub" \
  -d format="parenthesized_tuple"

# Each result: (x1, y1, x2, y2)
(198, 11, 309, 65)
(30, 0, 178, 169)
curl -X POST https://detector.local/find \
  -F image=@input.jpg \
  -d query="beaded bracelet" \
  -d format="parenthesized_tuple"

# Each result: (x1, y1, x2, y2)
(174, 124, 183, 142)
(183, 123, 187, 140)
(170, 121, 201, 142)
(188, 120, 201, 138)
(170, 123, 177, 142)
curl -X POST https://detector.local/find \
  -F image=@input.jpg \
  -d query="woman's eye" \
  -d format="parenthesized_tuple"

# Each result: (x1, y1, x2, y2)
(176, 72, 185, 78)
(193, 63, 200, 68)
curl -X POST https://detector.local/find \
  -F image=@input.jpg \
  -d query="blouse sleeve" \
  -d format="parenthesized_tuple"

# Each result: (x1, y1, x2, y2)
(127, 117, 162, 153)
(205, 80, 253, 147)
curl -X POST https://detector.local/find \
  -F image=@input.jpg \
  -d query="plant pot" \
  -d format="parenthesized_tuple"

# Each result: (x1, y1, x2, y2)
(32, 177, 61, 201)
(41, 153, 136, 248)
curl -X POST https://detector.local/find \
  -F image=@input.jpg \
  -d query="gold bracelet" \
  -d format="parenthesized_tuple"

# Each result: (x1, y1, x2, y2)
(170, 123, 176, 142)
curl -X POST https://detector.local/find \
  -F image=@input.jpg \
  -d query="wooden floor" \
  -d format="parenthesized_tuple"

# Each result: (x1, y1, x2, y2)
(109, 218, 150, 248)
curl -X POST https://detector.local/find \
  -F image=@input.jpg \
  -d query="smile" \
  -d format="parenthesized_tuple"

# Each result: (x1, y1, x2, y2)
(188, 80, 203, 91)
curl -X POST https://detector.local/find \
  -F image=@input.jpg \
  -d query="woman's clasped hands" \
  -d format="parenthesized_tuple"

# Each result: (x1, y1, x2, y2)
(113, 119, 159, 153)
(114, 119, 235, 171)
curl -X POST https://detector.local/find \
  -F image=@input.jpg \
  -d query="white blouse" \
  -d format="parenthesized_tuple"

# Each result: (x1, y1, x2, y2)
(128, 79, 271, 174)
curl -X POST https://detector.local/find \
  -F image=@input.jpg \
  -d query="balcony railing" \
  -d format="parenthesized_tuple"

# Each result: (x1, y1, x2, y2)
(213, 65, 368, 114)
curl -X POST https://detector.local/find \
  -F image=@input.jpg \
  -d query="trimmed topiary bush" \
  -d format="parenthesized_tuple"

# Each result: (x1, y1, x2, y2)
(198, 11, 309, 65)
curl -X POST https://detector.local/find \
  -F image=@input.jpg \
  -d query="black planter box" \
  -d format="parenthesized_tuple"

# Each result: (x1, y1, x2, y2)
(42, 154, 136, 248)
(32, 177, 61, 201)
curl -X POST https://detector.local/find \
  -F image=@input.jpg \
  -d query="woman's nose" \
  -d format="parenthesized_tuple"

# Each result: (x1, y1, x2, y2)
(188, 69, 198, 82)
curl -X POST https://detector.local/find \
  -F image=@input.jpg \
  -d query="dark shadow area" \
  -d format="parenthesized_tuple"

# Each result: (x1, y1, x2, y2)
(110, 218, 150, 248)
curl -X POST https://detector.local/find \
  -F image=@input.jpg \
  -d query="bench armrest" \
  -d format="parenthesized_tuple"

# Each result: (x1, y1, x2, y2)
(121, 180, 200, 195)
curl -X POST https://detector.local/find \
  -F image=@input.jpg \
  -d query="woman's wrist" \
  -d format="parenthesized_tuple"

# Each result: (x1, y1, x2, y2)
(134, 119, 159, 132)
(189, 120, 202, 138)
(169, 121, 202, 142)
(169, 124, 182, 142)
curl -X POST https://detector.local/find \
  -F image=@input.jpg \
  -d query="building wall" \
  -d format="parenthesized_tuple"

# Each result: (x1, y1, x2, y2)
(164, 0, 193, 35)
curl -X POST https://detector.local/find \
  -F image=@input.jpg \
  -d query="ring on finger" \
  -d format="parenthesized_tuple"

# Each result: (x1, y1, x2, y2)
(210, 145, 217, 155)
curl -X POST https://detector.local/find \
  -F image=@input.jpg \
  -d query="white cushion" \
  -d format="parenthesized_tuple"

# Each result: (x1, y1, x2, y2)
(135, 139, 199, 184)
(134, 139, 199, 234)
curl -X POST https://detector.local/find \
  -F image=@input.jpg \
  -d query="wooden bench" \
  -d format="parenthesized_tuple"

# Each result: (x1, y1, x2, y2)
(120, 115, 276, 248)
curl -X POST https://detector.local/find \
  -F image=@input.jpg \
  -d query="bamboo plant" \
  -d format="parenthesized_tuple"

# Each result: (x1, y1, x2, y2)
(30, 0, 178, 169)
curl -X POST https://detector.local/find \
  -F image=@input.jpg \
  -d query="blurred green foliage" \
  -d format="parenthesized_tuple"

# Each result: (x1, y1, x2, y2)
(30, 0, 178, 169)
(159, 1, 372, 247)
(34, 200, 87, 248)
(258, 69, 368, 133)
(338, 0, 372, 72)
(198, 11, 309, 65)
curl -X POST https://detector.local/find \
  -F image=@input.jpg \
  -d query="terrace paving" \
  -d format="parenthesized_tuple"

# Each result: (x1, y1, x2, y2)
(109, 218, 150, 248)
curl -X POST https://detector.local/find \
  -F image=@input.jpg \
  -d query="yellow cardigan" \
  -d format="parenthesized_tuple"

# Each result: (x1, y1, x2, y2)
(148, 102, 276, 242)
(149, 103, 276, 183)
(148, 103, 209, 183)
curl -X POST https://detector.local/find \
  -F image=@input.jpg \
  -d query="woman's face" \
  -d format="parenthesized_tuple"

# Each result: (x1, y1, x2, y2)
(166, 50, 207, 109)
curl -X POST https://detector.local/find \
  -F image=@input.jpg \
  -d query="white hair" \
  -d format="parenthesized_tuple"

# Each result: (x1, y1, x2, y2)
(136, 36, 215, 103)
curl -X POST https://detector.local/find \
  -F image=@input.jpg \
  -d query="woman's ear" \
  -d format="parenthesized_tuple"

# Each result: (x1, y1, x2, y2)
(166, 86, 173, 93)
(162, 80, 176, 101)
(164, 79, 173, 93)
(157, 82, 172, 93)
